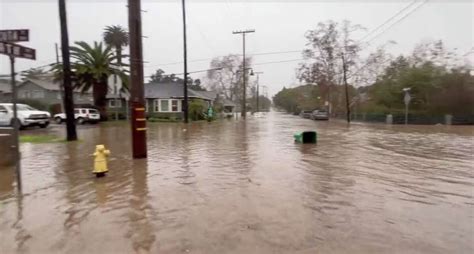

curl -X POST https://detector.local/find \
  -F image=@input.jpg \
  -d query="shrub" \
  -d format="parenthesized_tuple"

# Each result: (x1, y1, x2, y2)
(189, 100, 207, 121)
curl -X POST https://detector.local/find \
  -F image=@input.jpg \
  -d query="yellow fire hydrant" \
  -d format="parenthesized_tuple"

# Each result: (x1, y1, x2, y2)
(93, 144, 110, 177)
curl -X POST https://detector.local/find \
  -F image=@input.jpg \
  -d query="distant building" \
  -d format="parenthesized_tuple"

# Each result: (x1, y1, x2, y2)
(17, 78, 92, 106)
(105, 82, 218, 120)
(0, 79, 11, 102)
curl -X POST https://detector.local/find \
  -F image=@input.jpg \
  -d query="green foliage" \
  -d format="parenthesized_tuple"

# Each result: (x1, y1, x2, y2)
(54, 41, 129, 119)
(150, 69, 195, 85)
(368, 60, 474, 116)
(103, 25, 129, 50)
(189, 79, 206, 91)
(20, 135, 63, 143)
(273, 85, 330, 114)
(189, 99, 207, 121)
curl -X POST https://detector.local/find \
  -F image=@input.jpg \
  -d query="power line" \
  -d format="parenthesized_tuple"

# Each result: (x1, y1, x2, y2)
(358, 0, 418, 43)
(146, 2, 427, 70)
(365, 0, 428, 45)
(253, 58, 303, 66)
(146, 49, 302, 68)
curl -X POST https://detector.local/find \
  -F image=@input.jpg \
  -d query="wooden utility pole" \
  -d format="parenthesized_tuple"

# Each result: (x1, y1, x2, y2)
(181, 0, 189, 123)
(128, 0, 147, 158)
(58, 0, 77, 141)
(233, 29, 255, 119)
(55, 43, 65, 112)
(341, 54, 351, 123)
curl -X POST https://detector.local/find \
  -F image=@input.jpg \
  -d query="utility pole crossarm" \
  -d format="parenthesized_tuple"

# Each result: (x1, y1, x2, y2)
(232, 29, 256, 34)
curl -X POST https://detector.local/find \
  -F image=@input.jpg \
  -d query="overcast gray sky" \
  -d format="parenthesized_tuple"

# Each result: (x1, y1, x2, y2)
(1, 0, 473, 96)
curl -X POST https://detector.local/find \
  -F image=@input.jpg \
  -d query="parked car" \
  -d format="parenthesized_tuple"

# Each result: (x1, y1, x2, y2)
(311, 109, 329, 120)
(54, 108, 100, 124)
(299, 110, 313, 119)
(0, 103, 50, 129)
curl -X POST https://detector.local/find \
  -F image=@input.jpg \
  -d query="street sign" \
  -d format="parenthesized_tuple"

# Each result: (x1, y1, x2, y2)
(404, 92, 411, 106)
(0, 42, 36, 60)
(0, 29, 29, 42)
(108, 74, 123, 94)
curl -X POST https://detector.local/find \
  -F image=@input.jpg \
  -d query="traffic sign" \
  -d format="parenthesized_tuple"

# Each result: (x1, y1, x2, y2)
(0, 29, 29, 42)
(108, 74, 123, 94)
(404, 92, 411, 106)
(0, 42, 36, 60)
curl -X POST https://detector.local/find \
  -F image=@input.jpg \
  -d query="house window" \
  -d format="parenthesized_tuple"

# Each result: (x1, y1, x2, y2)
(109, 99, 122, 108)
(171, 100, 179, 112)
(154, 99, 180, 112)
(160, 99, 169, 112)
(153, 100, 160, 112)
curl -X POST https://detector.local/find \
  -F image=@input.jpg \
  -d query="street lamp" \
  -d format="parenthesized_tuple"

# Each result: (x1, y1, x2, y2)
(403, 87, 411, 125)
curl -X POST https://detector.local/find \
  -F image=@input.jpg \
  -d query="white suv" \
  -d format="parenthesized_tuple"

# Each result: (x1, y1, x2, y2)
(0, 103, 51, 129)
(54, 108, 100, 124)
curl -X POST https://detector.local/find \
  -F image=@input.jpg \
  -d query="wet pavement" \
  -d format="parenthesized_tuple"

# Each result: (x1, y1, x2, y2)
(0, 112, 473, 254)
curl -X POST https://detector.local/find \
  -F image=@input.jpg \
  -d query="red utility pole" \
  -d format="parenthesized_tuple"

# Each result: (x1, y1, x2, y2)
(128, 0, 147, 158)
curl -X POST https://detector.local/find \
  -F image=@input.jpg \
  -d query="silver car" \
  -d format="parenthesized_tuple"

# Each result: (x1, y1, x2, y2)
(299, 110, 313, 119)
(311, 109, 329, 120)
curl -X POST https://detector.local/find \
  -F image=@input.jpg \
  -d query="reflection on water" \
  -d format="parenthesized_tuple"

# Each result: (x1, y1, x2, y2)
(0, 112, 473, 253)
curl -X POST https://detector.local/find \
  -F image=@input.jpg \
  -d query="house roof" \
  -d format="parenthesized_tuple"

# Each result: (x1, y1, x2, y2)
(0, 79, 11, 93)
(192, 90, 217, 101)
(144, 82, 214, 100)
(21, 78, 93, 93)
(22, 78, 60, 91)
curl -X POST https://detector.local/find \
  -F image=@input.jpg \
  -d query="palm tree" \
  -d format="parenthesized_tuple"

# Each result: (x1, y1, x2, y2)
(103, 25, 129, 65)
(70, 41, 128, 118)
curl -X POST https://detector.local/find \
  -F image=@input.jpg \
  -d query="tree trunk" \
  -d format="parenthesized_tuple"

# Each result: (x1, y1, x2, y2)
(116, 47, 122, 65)
(93, 79, 109, 120)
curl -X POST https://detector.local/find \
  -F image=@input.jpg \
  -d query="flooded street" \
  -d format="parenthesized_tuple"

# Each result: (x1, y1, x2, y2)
(0, 112, 473, 253)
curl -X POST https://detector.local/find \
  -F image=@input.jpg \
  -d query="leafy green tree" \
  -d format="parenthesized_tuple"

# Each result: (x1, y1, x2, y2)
(189, 79, 206, 91)
(103, 25, 129, 65)
(70, 41, 128, 118)
(22, 67, 50, 80)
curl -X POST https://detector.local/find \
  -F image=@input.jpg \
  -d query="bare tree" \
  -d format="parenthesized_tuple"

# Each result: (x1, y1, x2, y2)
(205, 54, 252, 102)
(297, 20, 365, 116)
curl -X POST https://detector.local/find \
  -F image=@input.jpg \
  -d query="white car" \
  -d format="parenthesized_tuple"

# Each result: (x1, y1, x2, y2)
(0, 103, 51, 129)
(54, 108, 100, 124)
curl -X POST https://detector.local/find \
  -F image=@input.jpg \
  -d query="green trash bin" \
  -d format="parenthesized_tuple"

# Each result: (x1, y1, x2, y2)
(294, 131, 317, 144)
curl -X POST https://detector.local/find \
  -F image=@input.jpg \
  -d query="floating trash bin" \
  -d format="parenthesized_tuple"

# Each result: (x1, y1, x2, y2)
(294, 131, 317, 144)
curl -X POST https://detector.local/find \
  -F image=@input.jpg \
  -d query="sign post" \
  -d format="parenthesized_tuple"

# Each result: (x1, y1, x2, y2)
(403, 88, 412, 125)
(108, 74, 122, 120)
(0, 29, 36, 192)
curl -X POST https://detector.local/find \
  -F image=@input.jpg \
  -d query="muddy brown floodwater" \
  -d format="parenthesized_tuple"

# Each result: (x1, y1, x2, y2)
(0, 112, 473, 254)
